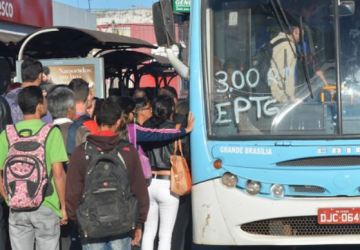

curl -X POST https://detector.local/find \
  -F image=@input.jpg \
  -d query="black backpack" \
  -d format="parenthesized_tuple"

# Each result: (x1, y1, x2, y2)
(76, 141, 138, 239)
(252, 38, 288, 95)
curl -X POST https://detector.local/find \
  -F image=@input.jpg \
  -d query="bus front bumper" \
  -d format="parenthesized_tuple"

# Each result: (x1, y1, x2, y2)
(192, 178, 360, 246)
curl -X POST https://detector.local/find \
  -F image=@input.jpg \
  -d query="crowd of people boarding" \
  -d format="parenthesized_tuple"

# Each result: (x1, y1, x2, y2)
(0, 58, 194, 250)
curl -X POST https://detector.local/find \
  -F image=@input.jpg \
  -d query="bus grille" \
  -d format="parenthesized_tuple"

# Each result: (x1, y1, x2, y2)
(241, 216, 360, 236)
(277, 156, 360, 167)
(289, 185, 326, 194)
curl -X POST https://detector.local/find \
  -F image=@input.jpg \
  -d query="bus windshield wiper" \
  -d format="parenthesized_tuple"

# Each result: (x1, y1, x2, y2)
(270, 0, 314, 99)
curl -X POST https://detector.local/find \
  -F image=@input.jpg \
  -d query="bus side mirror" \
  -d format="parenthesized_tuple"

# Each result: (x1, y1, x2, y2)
(152, 0, 175, 47)
(152, 0, 190, 80)
(339, 1, 355, 16)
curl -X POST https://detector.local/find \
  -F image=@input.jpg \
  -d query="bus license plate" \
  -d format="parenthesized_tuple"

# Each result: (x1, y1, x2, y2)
(318, 208, 360, 224)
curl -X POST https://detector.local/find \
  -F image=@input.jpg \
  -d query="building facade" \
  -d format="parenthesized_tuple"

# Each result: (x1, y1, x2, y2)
(0, 0, 96, 40)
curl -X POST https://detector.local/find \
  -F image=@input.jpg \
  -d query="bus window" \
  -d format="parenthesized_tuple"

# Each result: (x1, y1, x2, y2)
(340, 0, 360, 134)
(207, 0, 338, 138)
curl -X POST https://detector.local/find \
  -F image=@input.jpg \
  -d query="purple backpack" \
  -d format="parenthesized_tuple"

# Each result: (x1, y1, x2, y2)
(127, 124, 152, 181)
(3, 124, 52, 211)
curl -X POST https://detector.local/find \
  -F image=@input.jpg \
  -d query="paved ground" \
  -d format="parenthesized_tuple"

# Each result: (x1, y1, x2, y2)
(192, 245, 360, 250)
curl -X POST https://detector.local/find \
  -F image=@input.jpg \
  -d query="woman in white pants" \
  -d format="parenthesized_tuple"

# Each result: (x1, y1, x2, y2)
(142, 175, 179, 250)
(141, 95, 179, 250)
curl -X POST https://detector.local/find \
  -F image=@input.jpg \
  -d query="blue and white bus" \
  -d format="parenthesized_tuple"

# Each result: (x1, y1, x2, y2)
(156, 0, 360, 246)
(183, 0, 360, 245)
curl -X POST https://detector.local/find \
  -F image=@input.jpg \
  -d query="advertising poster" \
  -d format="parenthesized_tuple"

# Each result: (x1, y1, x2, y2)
(16, 57, 105, 97)
(45, 64, 96, 90)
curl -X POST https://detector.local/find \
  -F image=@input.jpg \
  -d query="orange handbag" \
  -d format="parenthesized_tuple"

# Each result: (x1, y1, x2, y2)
(170, 140, 192, 196)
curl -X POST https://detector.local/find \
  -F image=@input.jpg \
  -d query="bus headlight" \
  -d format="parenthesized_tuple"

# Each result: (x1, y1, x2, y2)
(221, 172, 238, 188)
(246, 180, 261, 195)
(271, 184, 285, 198)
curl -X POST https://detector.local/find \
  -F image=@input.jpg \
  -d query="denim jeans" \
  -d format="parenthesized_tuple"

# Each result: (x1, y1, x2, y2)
(171, 194, 192, 250)
(0, 200, 7, 250)
(68, 220, 82, 250)
(82, 237, 131, 250)
(9, 205, 60, 250)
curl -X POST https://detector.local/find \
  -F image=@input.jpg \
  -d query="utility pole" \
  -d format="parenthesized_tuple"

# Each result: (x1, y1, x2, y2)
(88, 0, 91, 11)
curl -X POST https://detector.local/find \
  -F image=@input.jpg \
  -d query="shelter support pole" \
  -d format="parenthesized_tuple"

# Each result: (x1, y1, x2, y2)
(18, 28, 59, 61)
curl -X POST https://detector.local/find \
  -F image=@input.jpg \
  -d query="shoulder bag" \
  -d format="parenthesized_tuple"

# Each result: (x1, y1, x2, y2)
(170, 140, 192, 196)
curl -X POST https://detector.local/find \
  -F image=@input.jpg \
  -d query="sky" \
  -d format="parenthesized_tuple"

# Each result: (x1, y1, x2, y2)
(55, 0, 158, 10)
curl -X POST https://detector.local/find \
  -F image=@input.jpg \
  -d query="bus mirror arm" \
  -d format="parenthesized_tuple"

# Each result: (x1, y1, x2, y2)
(166, 44, 190, 80)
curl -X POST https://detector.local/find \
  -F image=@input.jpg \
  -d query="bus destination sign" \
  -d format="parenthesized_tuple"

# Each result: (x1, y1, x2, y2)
(173, 0, 190, 13)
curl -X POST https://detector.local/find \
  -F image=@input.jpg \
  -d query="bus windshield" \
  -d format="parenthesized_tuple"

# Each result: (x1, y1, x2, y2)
(206, 0, 360, 138)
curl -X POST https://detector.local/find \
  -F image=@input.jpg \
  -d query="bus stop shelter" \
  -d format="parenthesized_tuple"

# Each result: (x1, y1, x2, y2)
(16, 26, 156, 60)
(102, 50, 178, 96)
(0, 32, 22, 57)
(0, 26, 179, 97)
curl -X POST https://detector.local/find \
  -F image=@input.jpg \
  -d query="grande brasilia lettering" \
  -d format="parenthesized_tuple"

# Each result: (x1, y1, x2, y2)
(214, 69, 279, 124)
(0, 1, 13, 18)
(219, 146, 272, 155)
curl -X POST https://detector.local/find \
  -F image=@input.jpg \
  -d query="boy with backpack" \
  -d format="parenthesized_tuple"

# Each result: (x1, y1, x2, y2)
(0, 86, 68, 250)
(66, 98, 149, 250)
(68, 78, 98, 134)
(47, 85, 89, 157)
(5, 58, 44, 124)
(47, 85, 89, 250)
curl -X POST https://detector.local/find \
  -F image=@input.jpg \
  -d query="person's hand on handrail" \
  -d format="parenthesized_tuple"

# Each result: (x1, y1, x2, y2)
(185, 112, 195, 133)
